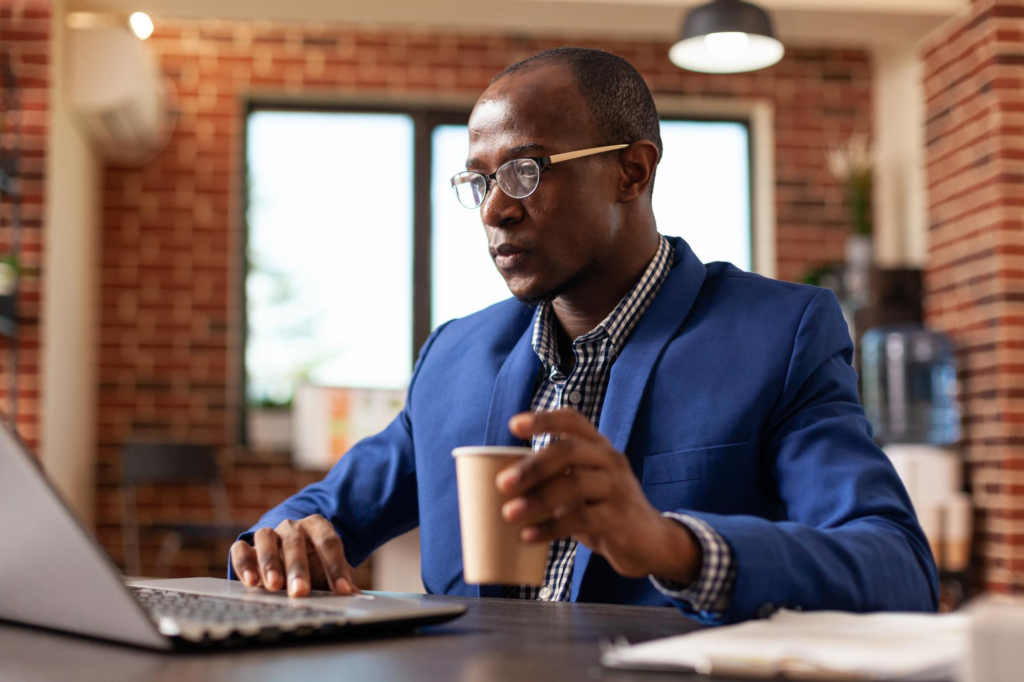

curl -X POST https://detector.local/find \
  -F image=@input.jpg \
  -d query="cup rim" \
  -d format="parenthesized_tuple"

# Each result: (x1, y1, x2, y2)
(451, 446, 533, 458)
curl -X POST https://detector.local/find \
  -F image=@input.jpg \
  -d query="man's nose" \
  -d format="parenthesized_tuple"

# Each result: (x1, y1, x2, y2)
(480, 181, 524, 229)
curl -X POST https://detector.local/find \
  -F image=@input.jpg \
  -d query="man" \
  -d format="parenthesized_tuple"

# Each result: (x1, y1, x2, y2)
(229, 47, 938, 624)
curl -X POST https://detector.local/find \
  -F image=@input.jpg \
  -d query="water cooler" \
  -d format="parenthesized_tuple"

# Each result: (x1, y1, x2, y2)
(860, 325, 971, 595)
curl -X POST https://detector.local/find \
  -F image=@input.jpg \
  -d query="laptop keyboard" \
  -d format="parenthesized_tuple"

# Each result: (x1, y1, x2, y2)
(130, 587, 350, 642)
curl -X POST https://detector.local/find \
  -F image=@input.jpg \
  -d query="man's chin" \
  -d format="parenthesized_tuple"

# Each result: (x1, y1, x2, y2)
(509, 277, 573, 310)
(507, 279, 557, 310)
(506, 259, 598, 310)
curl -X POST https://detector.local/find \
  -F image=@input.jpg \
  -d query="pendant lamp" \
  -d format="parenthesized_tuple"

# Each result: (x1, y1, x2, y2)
(669, 0, 785, 74)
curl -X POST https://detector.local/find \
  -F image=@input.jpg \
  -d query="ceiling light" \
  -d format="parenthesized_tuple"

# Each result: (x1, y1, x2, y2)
(128, 12, 154, 40)
(669, 0, 784, 74)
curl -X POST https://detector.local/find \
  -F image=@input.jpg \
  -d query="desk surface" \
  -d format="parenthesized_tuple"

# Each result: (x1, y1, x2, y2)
(0, 593, 720, 682)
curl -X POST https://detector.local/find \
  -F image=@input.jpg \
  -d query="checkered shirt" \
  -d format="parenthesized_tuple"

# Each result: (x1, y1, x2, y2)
(502, 234, 737, 617)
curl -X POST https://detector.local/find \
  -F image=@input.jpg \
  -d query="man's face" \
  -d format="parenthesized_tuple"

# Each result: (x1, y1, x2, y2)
(466, 63, 624, 306)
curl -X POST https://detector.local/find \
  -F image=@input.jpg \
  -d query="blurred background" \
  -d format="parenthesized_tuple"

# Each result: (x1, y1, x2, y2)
(0, 0, 1018, 602)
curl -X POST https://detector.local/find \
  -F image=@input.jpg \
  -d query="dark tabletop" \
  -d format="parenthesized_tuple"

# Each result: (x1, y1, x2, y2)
(0, 593, 725, 682)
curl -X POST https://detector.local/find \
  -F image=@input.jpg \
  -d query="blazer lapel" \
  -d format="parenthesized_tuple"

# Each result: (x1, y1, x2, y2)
(478, 316, 541, 598)
(571, 235, 707, 601)
(483, 318, 541, 447)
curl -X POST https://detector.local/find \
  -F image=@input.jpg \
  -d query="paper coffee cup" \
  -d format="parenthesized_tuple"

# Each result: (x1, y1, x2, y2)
(452, 446, 548, 586)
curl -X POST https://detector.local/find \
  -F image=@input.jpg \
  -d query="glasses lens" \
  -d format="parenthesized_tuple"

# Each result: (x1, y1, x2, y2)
(451, 172, 487, 208)
(495, 158, 540, 199)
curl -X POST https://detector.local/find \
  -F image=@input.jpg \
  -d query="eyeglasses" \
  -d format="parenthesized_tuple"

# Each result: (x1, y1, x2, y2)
(450, 144, 629, 209)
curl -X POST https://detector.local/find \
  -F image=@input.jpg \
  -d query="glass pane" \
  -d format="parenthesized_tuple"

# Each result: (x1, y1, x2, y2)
(431, 124, 511, 329)
(653, 121, 751, 271)
(246, 111, 414, 405)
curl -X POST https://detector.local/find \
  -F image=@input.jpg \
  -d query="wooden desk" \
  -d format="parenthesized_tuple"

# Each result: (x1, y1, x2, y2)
(0, 593, 716, 682)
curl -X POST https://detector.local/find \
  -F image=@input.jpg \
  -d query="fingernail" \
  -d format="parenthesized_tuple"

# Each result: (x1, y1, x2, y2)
(267, 570, 280, 588)
(290, 577, 307, 596)
(520, 527, 538, 543)
(243, 569, 256, 586)
(335, 577, 351, 594)
(497, 468, 521, 491)
(502, 498, 527, 521)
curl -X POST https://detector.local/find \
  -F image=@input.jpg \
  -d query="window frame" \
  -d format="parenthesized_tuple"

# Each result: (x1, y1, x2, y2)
(236, 96, 762, 446)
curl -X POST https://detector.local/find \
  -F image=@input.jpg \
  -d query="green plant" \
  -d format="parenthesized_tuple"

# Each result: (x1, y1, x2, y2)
(826, 135, 874, 236)
(0, 253, 20, 296)
(247, 396, 293, 410)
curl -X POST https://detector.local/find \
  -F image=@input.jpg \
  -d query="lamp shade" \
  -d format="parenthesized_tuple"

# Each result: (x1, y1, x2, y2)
(669, 0, 784, 74)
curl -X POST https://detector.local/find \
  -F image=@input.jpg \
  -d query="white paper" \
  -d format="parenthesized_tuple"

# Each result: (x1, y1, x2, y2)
(601, 610, 969, 680)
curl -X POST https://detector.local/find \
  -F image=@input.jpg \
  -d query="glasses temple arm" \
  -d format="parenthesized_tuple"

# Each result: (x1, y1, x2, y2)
(547, 144, 629, 164)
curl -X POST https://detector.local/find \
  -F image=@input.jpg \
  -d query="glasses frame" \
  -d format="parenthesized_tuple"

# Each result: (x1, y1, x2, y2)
(450, 143, 629, 209)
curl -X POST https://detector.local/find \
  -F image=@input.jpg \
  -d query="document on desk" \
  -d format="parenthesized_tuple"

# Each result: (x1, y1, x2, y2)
(600, 609, 969, 681)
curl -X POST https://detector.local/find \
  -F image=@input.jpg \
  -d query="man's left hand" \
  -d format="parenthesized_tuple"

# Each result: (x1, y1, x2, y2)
(497, 408, 703, 584)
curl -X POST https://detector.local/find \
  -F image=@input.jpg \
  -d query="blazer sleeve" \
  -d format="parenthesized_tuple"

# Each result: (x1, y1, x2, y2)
(668, 288, 940, 625)
(227, 321, 452, 580)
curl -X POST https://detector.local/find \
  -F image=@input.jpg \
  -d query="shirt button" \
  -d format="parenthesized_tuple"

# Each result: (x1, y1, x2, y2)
(538, 585, 553, 600)
(569, 391, 582, 405)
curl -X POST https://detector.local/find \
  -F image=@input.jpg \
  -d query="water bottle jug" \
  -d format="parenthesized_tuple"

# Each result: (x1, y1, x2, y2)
(860, 325, 960, 445)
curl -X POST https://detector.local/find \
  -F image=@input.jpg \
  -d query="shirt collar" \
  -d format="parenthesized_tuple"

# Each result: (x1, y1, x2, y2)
(530, 234, 673, 369)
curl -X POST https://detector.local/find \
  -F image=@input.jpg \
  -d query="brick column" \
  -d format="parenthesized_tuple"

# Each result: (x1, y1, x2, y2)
(922, 0, 1024, 592)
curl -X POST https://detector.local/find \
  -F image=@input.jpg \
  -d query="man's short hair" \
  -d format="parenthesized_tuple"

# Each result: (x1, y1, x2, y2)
(493, 47, 663, 193)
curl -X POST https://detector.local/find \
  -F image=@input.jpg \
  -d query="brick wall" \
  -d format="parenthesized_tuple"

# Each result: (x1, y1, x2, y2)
(922, 0, 1024, 593)
(94, 19, 873, 578)
(0, 0, 47, 451)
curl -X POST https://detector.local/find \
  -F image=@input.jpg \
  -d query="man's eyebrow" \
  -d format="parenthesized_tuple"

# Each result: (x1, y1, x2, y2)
(465, 142, 548, 170)
(507, 142, 547, 156)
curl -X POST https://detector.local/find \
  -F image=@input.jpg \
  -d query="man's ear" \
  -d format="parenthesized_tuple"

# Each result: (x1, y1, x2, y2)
(617, 141, 660, 203)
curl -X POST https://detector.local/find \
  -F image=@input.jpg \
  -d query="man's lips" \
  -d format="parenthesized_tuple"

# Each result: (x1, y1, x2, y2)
(490, 243, 533, 270)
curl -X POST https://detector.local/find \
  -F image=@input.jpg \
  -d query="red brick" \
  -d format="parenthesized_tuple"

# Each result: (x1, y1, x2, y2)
(923, 0, 1024, 594)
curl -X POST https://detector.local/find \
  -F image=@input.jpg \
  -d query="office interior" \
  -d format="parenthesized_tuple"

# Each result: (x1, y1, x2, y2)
(0, 0, 1019, 616)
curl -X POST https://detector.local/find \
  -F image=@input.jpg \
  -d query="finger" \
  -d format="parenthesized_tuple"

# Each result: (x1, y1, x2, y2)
(498, 438, 616, 495)
(276, 520, 312, 597)
(251, 529, 283, 590)
(302, 515, 360, 595)
(508, 409, 606, 444)
(253, 527, 285, 591)
(502, 469, 611, 526)
(521, 503, 600, 544)
(230, 540, 260, 588)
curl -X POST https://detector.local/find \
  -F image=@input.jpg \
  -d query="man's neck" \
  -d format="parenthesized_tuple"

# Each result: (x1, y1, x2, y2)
(551, 231, 661, 343)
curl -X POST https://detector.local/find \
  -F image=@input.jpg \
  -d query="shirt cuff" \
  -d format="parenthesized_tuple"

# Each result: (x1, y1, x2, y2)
(648, 512, 737, 616)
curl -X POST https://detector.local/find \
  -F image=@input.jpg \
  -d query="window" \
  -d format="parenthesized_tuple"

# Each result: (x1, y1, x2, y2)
(655, 120, 751, 270)
(245, 110, 414, 406)
(244, 107, 753, 420)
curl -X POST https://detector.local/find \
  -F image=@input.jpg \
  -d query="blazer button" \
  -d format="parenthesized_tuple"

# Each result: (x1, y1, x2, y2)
(757, 602, 777, 619)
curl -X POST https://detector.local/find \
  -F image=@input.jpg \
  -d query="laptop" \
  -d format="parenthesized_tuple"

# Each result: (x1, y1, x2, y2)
(0, 420, 465, 650)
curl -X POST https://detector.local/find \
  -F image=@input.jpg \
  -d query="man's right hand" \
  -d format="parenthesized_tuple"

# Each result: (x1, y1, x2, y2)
(229, 515, 361, 598)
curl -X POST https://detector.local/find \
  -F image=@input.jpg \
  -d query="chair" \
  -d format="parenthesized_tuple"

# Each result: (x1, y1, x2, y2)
(120, 442, 249, 578)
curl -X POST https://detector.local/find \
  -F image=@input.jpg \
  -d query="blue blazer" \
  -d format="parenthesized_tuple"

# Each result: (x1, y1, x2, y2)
(232, 235, 939, 624)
